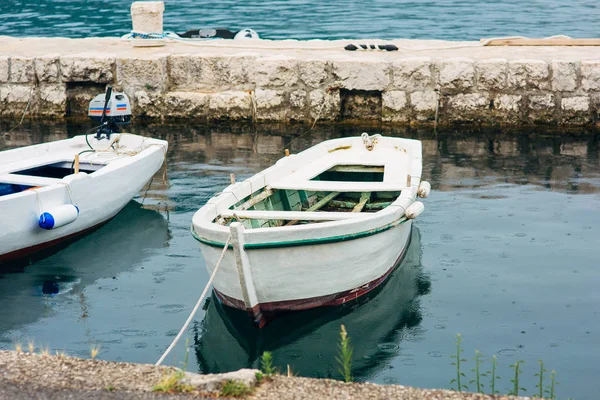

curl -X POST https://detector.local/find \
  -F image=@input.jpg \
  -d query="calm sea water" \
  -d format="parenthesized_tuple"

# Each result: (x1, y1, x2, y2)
(0, 122, 599, 400)
(0, 0, 598, 40)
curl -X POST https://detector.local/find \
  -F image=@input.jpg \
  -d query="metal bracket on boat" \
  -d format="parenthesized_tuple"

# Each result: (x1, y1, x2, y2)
(361, 132, 382, 151)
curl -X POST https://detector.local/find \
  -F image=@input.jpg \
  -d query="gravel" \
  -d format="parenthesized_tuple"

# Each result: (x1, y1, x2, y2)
(0, 350, 531, 399)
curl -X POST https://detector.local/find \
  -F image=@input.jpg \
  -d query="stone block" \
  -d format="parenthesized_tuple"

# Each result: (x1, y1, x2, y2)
(529, 94, 555, 110)
(435, 58, 475, 90)
(528, 93, 556, 123)
(35, 55, 60, 83)
(508, 60, 550, 90)
(581, 60, 600, 91)
(410, 90, 438, 121)
(38, 84, 67, 116)
(0, 84, 33, 103)
(561, 96, 589, 112)
(189, 55, 254, 90)
(254, 89, 286, 120)
(390, 57, 432, 90)
(249, 56, 298, 88)
(410, 90, 437, 112)
(134, 90, 163, 118)
(288, 89, 307, 121)
(382, 90, 408, 122)
(561, 96, 591, 124)
(0, 57, 8, 82)
(164, 91, 209, 118)
(60, 55, 114, 83)
(168, 54, 194, 87)
(117, 56, 167, 91)
(10, 57, 35, 83)
(476, 59, 507, 90)
(447, 93, 488, 111)
(309, 89, 340, 121)
(298, 60, 328, 88)
(130, 1, 164, 34)
(332, 60, 390, 91)
(0, 84, 35, 116)
(495, 94, 522, 112)
(552, 60, 578, 92)
(182, 369, 258, 393)
(208, 91, 252, 119)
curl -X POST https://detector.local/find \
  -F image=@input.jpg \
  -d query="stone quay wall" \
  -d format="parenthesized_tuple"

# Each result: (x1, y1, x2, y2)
(0, 36, 598, 126)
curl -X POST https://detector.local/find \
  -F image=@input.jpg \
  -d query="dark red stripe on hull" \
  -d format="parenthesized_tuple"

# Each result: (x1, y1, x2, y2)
(214, 228, 413, 328)
(0, 220, 111, 264)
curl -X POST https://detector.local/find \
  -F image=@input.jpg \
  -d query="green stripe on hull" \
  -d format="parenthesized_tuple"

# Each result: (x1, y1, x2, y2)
(191, 217, 409, 249)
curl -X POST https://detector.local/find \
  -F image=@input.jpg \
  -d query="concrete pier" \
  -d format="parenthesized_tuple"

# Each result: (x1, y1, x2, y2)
(0, 36, 598, 126)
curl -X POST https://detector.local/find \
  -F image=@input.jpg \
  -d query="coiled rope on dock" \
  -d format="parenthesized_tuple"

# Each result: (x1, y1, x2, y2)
(155, 233, 232, 366)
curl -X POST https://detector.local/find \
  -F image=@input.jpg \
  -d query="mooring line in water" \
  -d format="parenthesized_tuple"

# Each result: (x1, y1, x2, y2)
(155, 233, 232, 366)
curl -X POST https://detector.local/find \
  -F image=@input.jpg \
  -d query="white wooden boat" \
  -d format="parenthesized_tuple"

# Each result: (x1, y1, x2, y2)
(0, 133, 168, 263)
(192, 133, 431, 327)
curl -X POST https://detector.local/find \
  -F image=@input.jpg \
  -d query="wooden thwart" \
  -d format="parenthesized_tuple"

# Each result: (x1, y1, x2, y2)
(330, 165, 384, 173)
(0, 174, 60, 187)
(220, 209, 369, 221)
(270, 181, 405, 193)
(286, 191, 340, 226)
(483, 38, 600, 46)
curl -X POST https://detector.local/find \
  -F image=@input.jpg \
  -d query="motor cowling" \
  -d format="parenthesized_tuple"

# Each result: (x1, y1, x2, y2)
(88, 91, 131, 124)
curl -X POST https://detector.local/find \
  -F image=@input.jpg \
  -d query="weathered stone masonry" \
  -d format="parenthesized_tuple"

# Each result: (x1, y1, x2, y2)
(0, 37, 599, 126)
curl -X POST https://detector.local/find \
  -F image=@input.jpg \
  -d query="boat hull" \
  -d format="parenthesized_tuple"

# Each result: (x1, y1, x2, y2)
(0, 219, 109, 264)
(198, 219, 412, 326)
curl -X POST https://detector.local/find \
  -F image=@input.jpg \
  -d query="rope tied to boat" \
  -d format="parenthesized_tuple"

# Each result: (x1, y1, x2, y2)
(57, 181, 78, 207)
(155, 232, 232, 366)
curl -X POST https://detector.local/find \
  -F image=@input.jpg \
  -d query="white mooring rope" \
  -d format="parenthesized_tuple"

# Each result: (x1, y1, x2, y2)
(155, 233, 232, 366)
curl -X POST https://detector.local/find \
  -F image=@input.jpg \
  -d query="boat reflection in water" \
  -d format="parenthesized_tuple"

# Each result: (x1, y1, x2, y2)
(193, 227, 430, 380)
(0, 201, 170, 335)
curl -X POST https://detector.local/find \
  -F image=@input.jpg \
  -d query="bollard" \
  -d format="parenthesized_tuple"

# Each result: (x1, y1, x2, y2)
(130, 1, 165, 35)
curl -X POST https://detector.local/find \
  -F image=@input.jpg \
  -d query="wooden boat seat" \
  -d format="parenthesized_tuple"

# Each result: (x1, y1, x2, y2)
(220, 209, 371, 221)
(268, 181, 405, 193)
(0, 174, 62, 187)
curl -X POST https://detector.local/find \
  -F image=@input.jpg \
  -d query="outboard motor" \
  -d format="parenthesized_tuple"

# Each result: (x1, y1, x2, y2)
(88, 86, 131, 140)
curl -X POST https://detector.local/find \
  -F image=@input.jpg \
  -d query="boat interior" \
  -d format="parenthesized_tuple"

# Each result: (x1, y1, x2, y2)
(0, 160, 105, 198)
(217, 164, 405, 229)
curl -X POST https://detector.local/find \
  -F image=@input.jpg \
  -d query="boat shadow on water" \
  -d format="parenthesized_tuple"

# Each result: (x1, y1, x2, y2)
(193, 227, 431, 380)
(0, 201, 170, 337)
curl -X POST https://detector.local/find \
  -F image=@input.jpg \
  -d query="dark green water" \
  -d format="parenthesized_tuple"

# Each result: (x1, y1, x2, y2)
(0, 122, 599, 399)
(0, 0, 598, 40)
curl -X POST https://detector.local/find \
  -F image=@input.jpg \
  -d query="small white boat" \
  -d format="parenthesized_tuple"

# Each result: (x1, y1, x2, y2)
(0, 133, 168, 263)
(192, 133, 430, 327)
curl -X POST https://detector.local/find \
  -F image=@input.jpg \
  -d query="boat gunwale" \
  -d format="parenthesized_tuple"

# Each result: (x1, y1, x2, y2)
(191, 215, 409, 249)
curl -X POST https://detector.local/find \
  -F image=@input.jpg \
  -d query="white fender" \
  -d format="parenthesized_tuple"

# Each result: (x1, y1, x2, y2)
(418, 181, 431, 198)
(405, 201, 424, 219)
(39, 204, 79, 230)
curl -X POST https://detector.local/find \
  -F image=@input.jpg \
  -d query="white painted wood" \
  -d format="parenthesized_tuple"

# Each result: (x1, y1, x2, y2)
(269, 181, 406, 192)
(230, 222, 260, 309)
(221, 209, 370, 221)
(0, 174, 61, 186)
(192, 134, 429, 309)
(0, 133, 168, 260)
